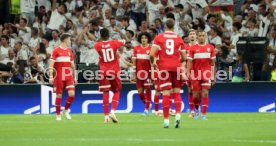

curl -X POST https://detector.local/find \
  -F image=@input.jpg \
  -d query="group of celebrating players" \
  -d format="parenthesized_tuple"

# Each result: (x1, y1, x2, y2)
(48, 18, 216, 128)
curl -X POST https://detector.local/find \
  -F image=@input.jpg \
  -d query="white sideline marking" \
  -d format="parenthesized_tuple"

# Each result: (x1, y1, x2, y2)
(232, 139, 276, 144)
(0, 138, 180, 142)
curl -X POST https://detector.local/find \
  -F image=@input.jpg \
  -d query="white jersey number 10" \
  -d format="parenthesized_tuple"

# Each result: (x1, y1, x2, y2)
(102, 48, 115, 62)
(166, 39, 174, 55)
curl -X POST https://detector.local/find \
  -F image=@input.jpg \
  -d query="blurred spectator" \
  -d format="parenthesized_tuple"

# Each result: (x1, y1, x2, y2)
(46, 0, 67, 34)
(9, 18, 31, 44)
(20, 0, 36, 23)
(232, 52, 250, 82)
(49, 30, 60, 49)
(242, 18, 259, 37)
(271, 58, 276, 81)
(209, 26, 222, 51)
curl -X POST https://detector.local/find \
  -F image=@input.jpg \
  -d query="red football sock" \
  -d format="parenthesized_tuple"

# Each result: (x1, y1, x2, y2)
(111, 91, 120, 111)
(169, 94, 173, 106)
(55, 98, 62, 115)
(173, 93, 182, 114)
(162, 95, 171, 119)
(188, 92, 194, 112)
(145, 89, 151, 110)
(103, 92, 109, 116)
(202, 97, 209, 115)
(65, 96, 74, 110)
(194, 97, 200, 110)
(138, 93, 146, 104)
(154, 94, 160, 112)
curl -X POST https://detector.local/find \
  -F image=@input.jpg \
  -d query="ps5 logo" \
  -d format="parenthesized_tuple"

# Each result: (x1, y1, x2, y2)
(24, 85, 57, 114)
(24, 85, 185, 114)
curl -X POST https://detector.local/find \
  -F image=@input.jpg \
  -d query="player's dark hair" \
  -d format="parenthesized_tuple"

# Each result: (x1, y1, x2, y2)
(60, 33, 71, 42)
(100, 28, 110, 40)
(189, 29, 196, 34)
(126, 29, 134, 37)
(137, 32, 152, 44)
(1, 35, 9, 41)
(21, 18, 28, 24)
(233, 22, 242, 30)
(165, 19, 175, 30)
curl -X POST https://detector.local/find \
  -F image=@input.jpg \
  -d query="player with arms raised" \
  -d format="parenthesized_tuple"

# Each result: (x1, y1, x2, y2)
(187, 30, 216, 120)
(132, 32, 152, 116)
(150, 19, 186, 128)
(94, 28, 125, 123)
(49, 33, 77, 121)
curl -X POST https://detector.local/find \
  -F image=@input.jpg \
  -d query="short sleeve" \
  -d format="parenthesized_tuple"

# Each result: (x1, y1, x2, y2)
(152, 35, 161, 50)
(51, 49, 58, 61)
(132, 47, 137, 60)
(188, 46, 194, 60)
(179, 38, 186, 53)
(211, 45, 216, 60)
(115, 39, 126, 48)
(70, 50, 74, 62)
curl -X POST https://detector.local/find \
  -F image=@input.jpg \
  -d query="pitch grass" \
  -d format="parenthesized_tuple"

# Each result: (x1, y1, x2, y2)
(0, 113, 276, 146)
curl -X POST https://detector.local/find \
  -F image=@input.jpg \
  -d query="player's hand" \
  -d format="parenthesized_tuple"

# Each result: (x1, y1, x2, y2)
(49, 77, 54, 84)
(211, 79, 216, 86)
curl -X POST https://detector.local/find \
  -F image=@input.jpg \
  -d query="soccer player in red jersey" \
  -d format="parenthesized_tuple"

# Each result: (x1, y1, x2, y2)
(94, 28, 125, 123)
(150, 19, 186, 128)
(187, 30, 216, 120)
(185, 29, 198, 118)
(49, 33, 77, 121)
(132, 32, 152, 116)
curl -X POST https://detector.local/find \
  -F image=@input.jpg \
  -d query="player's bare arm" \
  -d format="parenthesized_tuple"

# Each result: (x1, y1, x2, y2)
(49, 59, 55, 84)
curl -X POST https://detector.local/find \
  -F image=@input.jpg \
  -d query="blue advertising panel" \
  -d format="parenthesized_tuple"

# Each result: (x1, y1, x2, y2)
(0, 82, 275, 114)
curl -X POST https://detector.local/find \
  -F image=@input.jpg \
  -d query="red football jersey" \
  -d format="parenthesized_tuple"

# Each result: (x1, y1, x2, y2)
(132, 45, 151, 72)
(185, 43, 197, 68)
(152, 31, 185, 71)
(188, 43, 216, 73)
(94, 39, 125, 74)
(51, 47, 74, 81)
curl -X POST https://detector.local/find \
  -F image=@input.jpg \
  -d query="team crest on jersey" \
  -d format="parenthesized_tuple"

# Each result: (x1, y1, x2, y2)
(207, 48, 210, 52)
(59, 53, 62, 55)
(68, 52, 71, 56)
(146, 50, 150, 54)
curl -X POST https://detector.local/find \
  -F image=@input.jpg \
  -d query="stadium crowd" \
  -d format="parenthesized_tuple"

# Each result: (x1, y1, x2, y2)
(0, 0, 276, 84)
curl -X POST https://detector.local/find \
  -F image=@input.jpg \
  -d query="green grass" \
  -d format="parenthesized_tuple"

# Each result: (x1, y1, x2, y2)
(0, 113, 276, 146)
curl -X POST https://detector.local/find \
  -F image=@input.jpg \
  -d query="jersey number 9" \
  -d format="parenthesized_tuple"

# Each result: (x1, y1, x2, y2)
(166, 39, 174, 55)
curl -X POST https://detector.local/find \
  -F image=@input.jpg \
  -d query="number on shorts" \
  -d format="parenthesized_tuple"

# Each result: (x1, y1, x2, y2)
(166, 39, 174, 55)
(102, 48, 115, 62)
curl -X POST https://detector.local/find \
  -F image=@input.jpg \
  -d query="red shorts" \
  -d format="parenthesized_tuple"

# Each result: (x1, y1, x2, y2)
(158, 71, 183, 90)
(53, 78, 75, 94)
(186, 80, 192, 87)
(136, 78, 152, 89)
(99, 75, 121, 92)
(191, 79, 211, 92)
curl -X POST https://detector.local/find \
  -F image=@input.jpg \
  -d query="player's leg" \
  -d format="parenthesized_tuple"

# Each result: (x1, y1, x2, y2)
(136, 79, 146, 104)
(109, 75, 122, 123)
(172, 72, 183, 128)
(154, 89, 161, 116)
(187, 80, 195, 118)
(144, 79, 152, 115)
(99, 77, 111, 123)
(54, 81, 64, 121)
(159, 71, 172, 128)
(201, 81, 211, 120)
(63, 79, 75, 120)
(191, 80, 201, 120)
